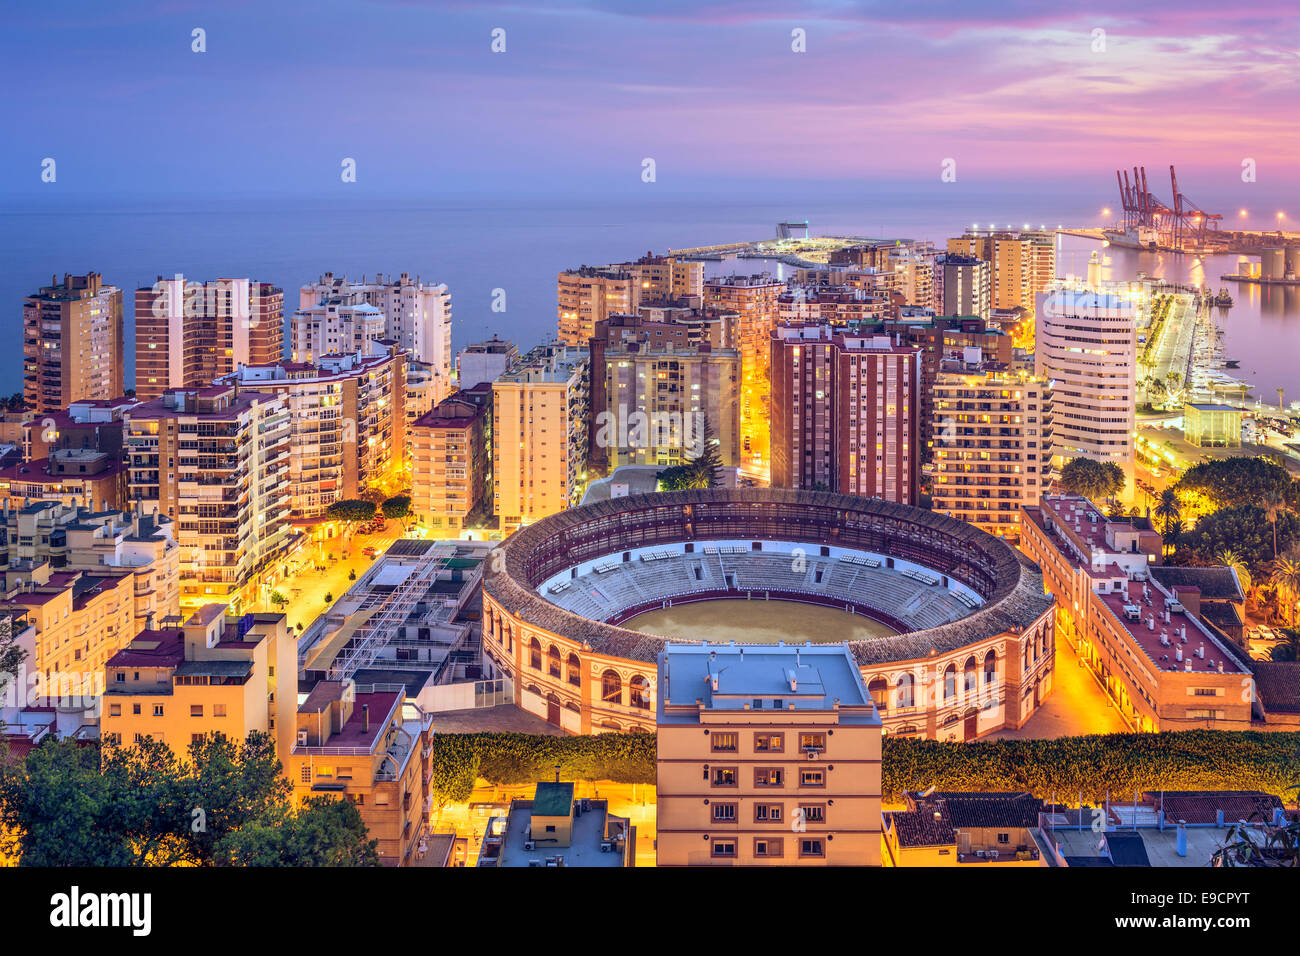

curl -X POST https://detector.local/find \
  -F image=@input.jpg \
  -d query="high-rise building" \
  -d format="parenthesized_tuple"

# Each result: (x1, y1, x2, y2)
(492, 345, 589, 535)
(456, 336, 518, 389)
(931, 356, 1053, 538)
(1034, 287, 1137, 467)
(624, 253, 704, 300)
(597, 339, 741, 471)
(704, 274, 784, 478)
(656, 643, 882, 866)
(134, 276, 284, 400)
(947, 231, 1056, 312)
(557, 266, 636, 346)
(936, 255, 991, 320)
(23, 273, 124, 413)
(770, 325, 921, 505)
(124, 386, 292, 612)
(297, 272, 452, 394)
(410, 383, 493, 534)
(216, 348, 407, 517)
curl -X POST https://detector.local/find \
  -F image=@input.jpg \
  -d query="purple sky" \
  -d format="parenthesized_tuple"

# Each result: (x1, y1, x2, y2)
(3, 1, 1298, 202)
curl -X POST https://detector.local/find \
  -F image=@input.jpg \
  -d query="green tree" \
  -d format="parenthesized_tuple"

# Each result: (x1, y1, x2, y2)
(1269, 628, 1300, 663)
(687, 415, 725, 489)
(1175, 457, 1295, 515)
(1179, 505, 1300, 573)
(381, 495, 412, 524)
(326, 499, 376, 524)
(214, 796, 379, 866)
(1058, 457, 1122, 502)
(268, 590, 288, 608)
(1269, 555, 1300, 626)
(1154, 487, 1182, 539)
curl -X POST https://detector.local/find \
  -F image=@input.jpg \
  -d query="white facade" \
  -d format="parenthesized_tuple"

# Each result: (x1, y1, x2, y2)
(1034, 287, 1136, 467)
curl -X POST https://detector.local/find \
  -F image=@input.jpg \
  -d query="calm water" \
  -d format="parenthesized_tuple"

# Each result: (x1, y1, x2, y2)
(1056, 237, 1300, 403)
(1, 197, 1295, 399)
(622, 598, 897, 644)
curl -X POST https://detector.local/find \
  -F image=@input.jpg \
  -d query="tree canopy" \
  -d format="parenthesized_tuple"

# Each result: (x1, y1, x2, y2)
(1176, 505, 1300, 573)
(1175, 457, 1297, 512)
(656, 415, 724, 491)
(1058, 457, 1125, 501)
(0, 732, 378, 867)
(380, 495, 411, 520)
(326, 499, 377, 523)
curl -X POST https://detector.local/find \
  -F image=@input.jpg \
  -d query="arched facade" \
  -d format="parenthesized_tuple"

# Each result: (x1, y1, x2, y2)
(482, 488, 1055, 740)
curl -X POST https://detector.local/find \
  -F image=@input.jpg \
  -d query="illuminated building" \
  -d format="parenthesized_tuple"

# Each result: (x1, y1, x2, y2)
(656, 643, 882, 866)
(134, 276, 284, 400)
(410, 384, 492, 534)
(23, 273, 125, 414)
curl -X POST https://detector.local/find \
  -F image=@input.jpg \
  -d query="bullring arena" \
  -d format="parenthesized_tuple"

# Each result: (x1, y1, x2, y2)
(481, 489, 1056, 740)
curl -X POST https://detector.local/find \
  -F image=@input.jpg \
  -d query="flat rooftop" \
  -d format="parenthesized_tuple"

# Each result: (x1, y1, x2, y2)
(659, 643, 878, 724)
(485, 800, 630, 868)
(1097, 578, 1244, 675)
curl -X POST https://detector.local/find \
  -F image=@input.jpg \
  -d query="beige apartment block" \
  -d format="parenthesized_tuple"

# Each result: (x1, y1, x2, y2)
(657, 643, 882, 866)
(23, 273, 125, 413)
(492, 345, 589, 535)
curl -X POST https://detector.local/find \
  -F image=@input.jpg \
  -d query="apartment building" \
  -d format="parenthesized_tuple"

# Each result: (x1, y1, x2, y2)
(883, 791, 1046, 866)
(777, 287, 893, 327)
(0, 564, 138, 697)
(124, 386, 292, 612)
(456, 336, 518, 390)
(947, 231, 1056, 312)
(298, 273, 452, 399)
(656, 643, 882, 866)
(589, 312, 741, 471)
(0, 450, 129, 512)
(1020, 495, 1252, 731)
(217, 348, 407, 517)
(100, 607, 296, 768)
(769, 325, 921, 505)
(410, 383, 492, 534)
(134, 276, 284, 400)
(931, 357, 1053, 538)
(20, 396, 138, 464)
(623, 253, 704, 300)
(936, 255, 992, 320)
(23, 273, 125, 413)
(290, 679, 433, 867)
(492, 345, 590, 535)
(0, 498, 180, 629)
(1034, 287, 1137, 467)
(704, 273, 785, 477)
(557, 266, 636, 346)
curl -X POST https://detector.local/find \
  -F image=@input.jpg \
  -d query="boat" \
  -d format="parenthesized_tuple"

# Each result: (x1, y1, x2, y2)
(1102, 226, 1159, 251)
(1215, 287, 1233, 307)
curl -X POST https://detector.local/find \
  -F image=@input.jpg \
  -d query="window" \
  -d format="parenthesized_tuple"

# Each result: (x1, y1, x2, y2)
(896, 672, 915, 708)
(214, 704, 226, 717)
(108, 704, 121, 717)
(799, 805, 825, 824)
(133, 704, 141, 716)
(712, 802, 737, 822)
(754, 804, 783, 823)
(754, 768, 783, 787)
(799, 838, 825, 858)
(191, 733, 205, 745)
(711, 732, 738, 753)
(153, 705, 164, 717)
(601, 670, 622, 704)
(711, 840, 737, 858)
(798, 733, 826, 753)
(629, 675, 650, 709)
(711, 767, 737, 787)
(190, 705, 203, 717)
(317, 766, 335, 778)
(754, 733, 784, 753)
(754, 838, 783, 858)
(566, 652, 581, 687)
(943, 663, 957, 702)
(799, 769, 825, 787)
(997, 832, 1010, 844)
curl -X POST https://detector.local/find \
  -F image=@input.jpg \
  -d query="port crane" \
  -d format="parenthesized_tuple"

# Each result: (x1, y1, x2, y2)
(1114, 165, 1222, 251)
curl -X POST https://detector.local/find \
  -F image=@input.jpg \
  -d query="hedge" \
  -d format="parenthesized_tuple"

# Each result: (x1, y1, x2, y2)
(432, 730, 1300, 807)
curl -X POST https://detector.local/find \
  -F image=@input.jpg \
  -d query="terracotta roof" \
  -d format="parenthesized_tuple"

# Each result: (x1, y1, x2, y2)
(1149, 566, 1245, 602)
(1144, 791, 1284, 826)
(1251, 662, 1300, 713)
(922, 791, 1043, 829)
(887, 806, 956, 848)
(484, 488, 1053, 665)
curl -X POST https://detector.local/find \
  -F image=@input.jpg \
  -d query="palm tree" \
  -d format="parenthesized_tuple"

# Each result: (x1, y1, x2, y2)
(1270, 627, 1300, 662)
(1262, 489, 1286, 560)
(1154, 488, 1182, 553)
(1269, 556, 1300, 626)
(1216, 548, 1252, 597)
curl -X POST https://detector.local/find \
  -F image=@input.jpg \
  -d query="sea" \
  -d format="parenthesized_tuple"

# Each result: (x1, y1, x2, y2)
(1, 195, 1296, 401)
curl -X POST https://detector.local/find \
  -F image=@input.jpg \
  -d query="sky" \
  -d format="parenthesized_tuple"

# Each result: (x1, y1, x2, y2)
(1, 1, 1297, 205)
